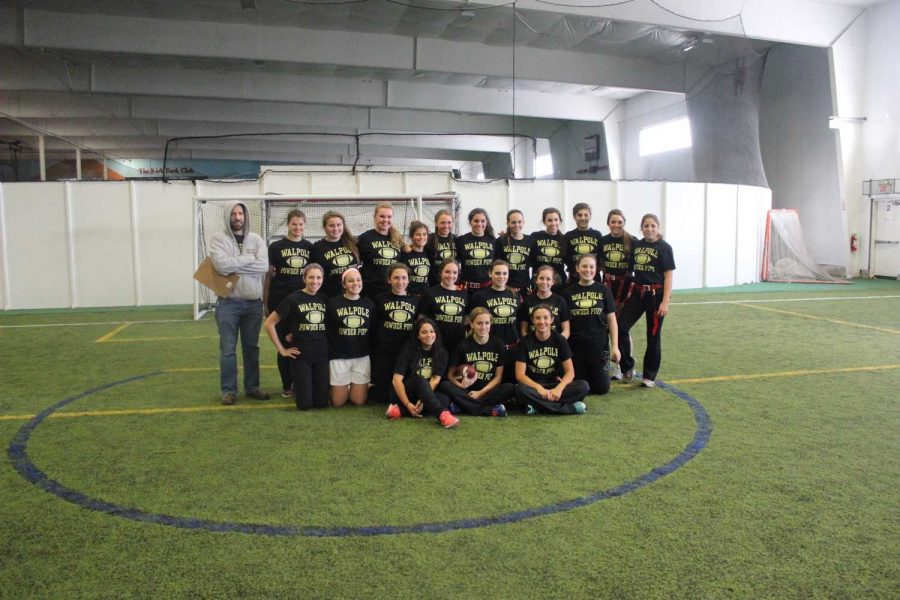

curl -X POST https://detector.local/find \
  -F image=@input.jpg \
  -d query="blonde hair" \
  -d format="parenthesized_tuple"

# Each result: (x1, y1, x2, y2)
(374, 203, 403, 249)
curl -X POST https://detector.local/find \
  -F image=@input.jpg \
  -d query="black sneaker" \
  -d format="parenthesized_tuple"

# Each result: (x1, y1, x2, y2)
(246, 389, 270, 401)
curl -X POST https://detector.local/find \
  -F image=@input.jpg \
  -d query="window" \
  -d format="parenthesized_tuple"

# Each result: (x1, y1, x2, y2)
(639, 117, 692, 157)
(534, 153, 554, 178)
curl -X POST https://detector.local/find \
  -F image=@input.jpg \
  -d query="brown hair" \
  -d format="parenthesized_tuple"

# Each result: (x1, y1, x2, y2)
(322, 211, 360, 262)
(408, 220, 429, 242)
(641, 213, 663, 240)
(607, 209, 632, 254)
(468, 208, 495, 238)
(572, 203, 591, 217)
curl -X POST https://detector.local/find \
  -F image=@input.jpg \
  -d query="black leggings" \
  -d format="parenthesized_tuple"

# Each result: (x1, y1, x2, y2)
(514, 380, 589, 414)
(618, 291, 665, 381)
(570, 340, 611, 395)
(274, 318, 293, 392)
(370, 348, 398, 405)
(390, 376, 450, 421)
(437, 381, 516, 415)
(289, 359, 330, 410)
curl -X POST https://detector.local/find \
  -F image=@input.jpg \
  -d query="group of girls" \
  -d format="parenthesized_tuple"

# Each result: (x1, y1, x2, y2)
(261, 201, 675, 425)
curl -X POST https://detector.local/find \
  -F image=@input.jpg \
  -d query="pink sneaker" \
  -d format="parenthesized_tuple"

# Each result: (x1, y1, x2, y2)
(438, 411, 459, 429)
(385, 404, 401, 420)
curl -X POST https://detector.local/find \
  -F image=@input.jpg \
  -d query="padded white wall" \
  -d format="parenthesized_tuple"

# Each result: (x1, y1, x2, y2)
(0, 177, 770, 310)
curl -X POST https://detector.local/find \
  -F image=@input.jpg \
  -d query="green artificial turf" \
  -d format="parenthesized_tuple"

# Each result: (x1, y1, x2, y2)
(1, 283, 898, 598)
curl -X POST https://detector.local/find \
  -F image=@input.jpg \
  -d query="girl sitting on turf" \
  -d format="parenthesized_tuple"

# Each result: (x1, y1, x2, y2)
(385, 317, 459, 428)
(514, 304, 589, 415)
(264, 263, 330, 410)
(439, 307, 516, 417)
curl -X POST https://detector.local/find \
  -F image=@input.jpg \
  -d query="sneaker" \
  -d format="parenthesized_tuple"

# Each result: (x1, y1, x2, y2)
(573, 401, 587, 414)
(438, 411, 460, 428)
(221, 393, 236, 406)
(281, 389, 292, 398)
(246, 389, 270, 400)
(385, 404, 402, 420)
(489, 404, 507, 417)
(641, 379, 656, 388)
(526, 404, 538, 416)
(449, 401, 461, 416)
(621, 369, 635, 384)
(610, 363, 623, 380)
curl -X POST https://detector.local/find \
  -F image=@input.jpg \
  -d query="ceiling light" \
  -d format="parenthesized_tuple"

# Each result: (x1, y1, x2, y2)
(828, 116, 866, 129)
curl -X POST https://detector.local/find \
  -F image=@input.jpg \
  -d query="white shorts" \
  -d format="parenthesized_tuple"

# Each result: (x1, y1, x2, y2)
(329, 356, 371, 386)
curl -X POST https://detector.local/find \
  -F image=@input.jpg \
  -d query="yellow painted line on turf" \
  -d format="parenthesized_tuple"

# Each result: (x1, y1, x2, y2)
(94, 322, 132, 343)
(100, 335, 219, 343)
(0, 402, 295, 422)
(735, 302, 900, 334)
(667, 363, 900, 385)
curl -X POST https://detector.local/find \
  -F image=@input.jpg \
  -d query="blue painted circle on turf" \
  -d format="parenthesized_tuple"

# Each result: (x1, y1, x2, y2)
(8, 372, 711, 537)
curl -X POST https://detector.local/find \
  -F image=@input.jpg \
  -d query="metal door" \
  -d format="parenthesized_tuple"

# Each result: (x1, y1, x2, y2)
(873, 197, 900, 279)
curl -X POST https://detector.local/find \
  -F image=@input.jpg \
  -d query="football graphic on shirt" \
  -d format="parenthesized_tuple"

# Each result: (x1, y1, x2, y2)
(474, 361, 492, 374)
(418, 365, 433, 379)
(635, 253, 651, 265)
(607, 250, 624, 263)
(535, 355, 554, 370)
(379, 246, 399, 260)
(576, 298, 595, 309)
(470, 248, 491, 259)
(287, 256, 306, 268)
(574, 243, 594, 255)
(508, 252, 525, 264)
(307, 310, 325, 324)
(442, 302, 462, 316)
(390, 309, 412, 323)
(542, 246, 560, 258)
(494, 304, 516, 318)
(414, 264, 430, 277)
(343, 315, 364, 329)
(439, 248, 453, 260)
(333, 253, 354, 267)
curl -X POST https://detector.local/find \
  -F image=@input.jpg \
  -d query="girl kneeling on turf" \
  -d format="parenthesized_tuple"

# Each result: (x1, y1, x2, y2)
(264, 263, 330, 410)
(386, 317, 459, 428)
(439, 307, 516, 417)
(514, 305, 589, 415)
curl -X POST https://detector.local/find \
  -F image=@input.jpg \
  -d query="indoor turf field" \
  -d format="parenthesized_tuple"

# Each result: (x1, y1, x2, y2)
(1, 280, 898, 598)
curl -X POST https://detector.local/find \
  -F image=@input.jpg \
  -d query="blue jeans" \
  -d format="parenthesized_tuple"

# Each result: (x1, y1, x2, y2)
(215, 297, 263, 395)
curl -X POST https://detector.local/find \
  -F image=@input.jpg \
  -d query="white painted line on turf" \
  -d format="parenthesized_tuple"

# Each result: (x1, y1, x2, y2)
(671, 294, 900, 306)
(736, 303, 900, 334)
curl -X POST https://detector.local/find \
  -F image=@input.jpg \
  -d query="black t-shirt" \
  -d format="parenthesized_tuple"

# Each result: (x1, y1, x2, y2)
(267, 238, 313, 309)
(530, 230, 568, 283)
(515, 330, 573, 388)
(564, 228, 603, 278)
(455, 233, 496, 285)
(426, 233, 457, 284)
(418, 285, 468, 351)
(563, 282, 616, 344)
(469, 287, 521, 346)
(311, 238, 359, 298)
(598, 233, 638, 277)
(400, 248, 431, 296)
(393, 344, 448, 381)
(450, 335, 507, 391)
(275, 290, 329, 363)
(373, 292, 420, 351)
(631, 238, 676, 286)
(358, 230, 401, 296)
(517, 292, 570, 335)
(326, 294, 375, 359)
(494, 234, 535, 290)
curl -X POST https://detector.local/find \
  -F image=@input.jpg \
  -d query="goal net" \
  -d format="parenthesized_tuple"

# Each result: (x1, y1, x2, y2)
(193, 194, 460, 319)
(761, 209, 844, 283)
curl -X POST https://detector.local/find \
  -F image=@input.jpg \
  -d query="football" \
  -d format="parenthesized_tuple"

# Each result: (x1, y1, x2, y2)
(457, 364, 477, 380)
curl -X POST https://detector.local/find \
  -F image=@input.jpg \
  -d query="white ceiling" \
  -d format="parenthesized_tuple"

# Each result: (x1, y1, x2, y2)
(0, 0, 877, 170)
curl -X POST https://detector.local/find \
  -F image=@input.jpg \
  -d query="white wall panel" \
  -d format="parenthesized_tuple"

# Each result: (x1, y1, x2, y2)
(664, 182, 706, 290)
(705, 184, 739, 287)
(3, 182, 70, 309)
(195, 180, 262, 197)
(736, 185, 772, 284)
(310, 173, 359, 196)
(451, 180, 508, 235)
(403, 173, 453, 197)
(135, 181, 195, 305)
(563, 180, 615, 233)
(69, 182, 136, 307)
(616, 181, 663, 226)
(509, 180, 565, 235)
(261, 171, 311, 196)
(358, 173, 404, 196)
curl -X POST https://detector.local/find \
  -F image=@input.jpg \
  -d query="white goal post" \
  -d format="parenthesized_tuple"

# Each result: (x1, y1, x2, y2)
(193, 194, 460, 320)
